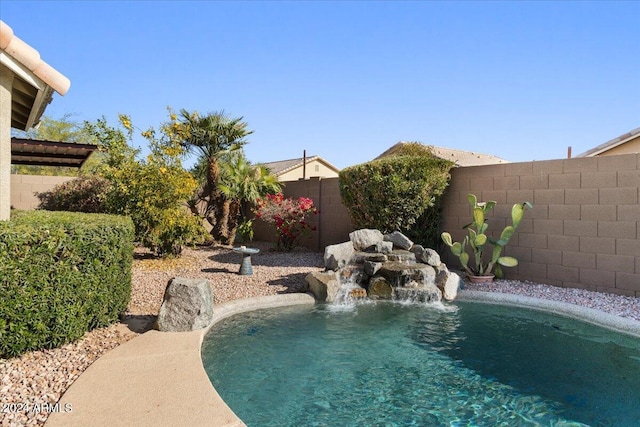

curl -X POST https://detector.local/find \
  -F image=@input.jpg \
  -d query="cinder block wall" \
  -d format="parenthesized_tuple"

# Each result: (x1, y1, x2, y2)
(10, 174, 74, 210)
(14, 161, 640, 297)
(253, 177, 355, 250)
(440, 154, 640, 297)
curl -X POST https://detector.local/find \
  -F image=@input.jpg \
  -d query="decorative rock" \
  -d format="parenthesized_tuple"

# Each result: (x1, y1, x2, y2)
(324, 241, 354, 271)
(379, 262, 435, 287)
(384, 231, 414, 250)
(394, 282, 442, 303)
(367, 276, 393, 299)
(155, 278, 214, 332)
(352, 252, 387, 263)
(387, 250, 417, 263)
(411, 245, 441, 267)
(306, 271, 341, 303)
(375, 241, 393, 254)
(349, 288, 368, 299)
(434, 263, 450, 288)
(439, 271, 461, 301)
(364, 260, 383, 276)
(349, 229, 384, 251)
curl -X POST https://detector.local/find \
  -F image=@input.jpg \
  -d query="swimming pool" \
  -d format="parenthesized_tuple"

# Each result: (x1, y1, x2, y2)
(202, 301, 640, 426)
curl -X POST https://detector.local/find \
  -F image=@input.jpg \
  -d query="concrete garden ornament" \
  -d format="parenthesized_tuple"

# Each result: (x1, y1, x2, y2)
(441, 194, 532, 282)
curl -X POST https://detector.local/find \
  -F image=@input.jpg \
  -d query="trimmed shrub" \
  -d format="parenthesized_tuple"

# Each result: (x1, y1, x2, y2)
(36, 175, 110, 213)
(339, 145, 453, 247)
(0, 211, 134, 358)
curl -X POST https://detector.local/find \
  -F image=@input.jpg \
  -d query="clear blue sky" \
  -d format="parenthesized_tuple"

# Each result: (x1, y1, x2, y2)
(2, 1, 639, 169)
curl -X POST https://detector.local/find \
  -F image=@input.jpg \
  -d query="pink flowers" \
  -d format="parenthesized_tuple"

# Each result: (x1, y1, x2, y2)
(254, 193, 318, 251)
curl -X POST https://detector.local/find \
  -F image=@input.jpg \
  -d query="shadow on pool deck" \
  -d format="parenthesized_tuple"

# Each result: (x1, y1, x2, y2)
(44, 293, 316, 427)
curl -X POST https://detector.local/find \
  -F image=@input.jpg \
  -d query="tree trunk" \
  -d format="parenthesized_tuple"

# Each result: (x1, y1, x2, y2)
(211, 195, 230, 242)
(225, 201, 241, 246)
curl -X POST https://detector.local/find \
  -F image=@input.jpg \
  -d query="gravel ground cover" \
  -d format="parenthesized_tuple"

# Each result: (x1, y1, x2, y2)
(2, 243, 639, 426)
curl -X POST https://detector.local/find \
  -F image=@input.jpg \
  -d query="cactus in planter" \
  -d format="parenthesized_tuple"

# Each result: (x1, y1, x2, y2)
(441, 194, 532, 279)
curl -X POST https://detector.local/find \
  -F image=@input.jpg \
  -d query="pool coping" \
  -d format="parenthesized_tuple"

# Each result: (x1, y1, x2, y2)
(45, 291, 640, 426)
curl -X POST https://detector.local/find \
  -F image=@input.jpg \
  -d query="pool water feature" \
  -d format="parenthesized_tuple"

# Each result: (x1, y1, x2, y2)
(202, 302, 640, 426)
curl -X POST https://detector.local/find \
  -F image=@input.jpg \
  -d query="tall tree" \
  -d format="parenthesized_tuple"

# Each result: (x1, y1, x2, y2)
(171, 109, 253, 243)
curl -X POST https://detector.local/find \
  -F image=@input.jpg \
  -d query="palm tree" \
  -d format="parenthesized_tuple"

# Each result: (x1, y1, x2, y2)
(176, 110, 252, 242)
(218, 152, 281, 244)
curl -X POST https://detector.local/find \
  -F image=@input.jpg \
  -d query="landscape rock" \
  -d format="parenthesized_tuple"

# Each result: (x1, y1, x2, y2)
(384, 231, 414, 250)
(324, 241, 355, 271)
(394, 282, 442, 303)
(349, 229, 384, 251)
(412, 245, 441, 267)
(364, 260, 383, 276)
(439, 271, 461, 301)
(375, 241, 393, 254)
(155, 278, 214, 332)
(379, 261, 435, 287)
(367, 276, 394, 299)
(306, 271, 341, 303)
(353, 252, 387, 263)
(387, 249, 417, 263)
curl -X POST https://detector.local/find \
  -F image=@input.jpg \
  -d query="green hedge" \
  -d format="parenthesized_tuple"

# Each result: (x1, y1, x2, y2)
(0, 211, 134, 358)
(339, 146, 453, 247)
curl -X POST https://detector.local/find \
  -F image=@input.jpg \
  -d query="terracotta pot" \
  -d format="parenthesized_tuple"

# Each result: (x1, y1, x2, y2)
(468, 274, 495, 283)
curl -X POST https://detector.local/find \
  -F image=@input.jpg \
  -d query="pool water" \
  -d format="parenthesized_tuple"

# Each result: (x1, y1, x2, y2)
(201, 302, 640, 426)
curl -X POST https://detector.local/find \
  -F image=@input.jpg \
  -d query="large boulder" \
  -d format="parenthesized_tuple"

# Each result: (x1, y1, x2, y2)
(324, 241, 354, 271)
(156, 278, 214, 332)
(306, 271, 341, 303)
(349, 229, 384, 251)
(384, 231, 413, 250)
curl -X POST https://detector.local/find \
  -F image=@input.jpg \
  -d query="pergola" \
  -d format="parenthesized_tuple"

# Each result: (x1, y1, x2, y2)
(0, 20, 70, 220)
(11, 138, 96, 168)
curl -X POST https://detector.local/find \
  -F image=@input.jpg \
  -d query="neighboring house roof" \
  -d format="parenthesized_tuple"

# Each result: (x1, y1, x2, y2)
(0, 20, 71, 130)
(375, 142, 509, 167)
(575, 127, 640, 158)
(11, 138, 98, 168)
(260, 155, 341, 177)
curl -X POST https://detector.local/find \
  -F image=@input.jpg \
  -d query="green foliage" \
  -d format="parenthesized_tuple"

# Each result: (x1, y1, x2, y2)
(339, 148, 453, 247)
(216, 151, 281, 245)
(35, 175, 110, 213)
(235, 219, 254, 243)
(81, 114, 207, 256)
(0, 211, 134, 358)
(169, 110, 254, 244)
(441, 194, 532, 278)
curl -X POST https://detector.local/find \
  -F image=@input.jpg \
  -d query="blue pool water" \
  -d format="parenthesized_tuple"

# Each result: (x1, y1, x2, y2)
(201, 302, 640, 426)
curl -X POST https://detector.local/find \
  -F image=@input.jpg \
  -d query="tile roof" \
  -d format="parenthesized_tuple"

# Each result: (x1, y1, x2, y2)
(259, 155, 340, 176)
(375, 142, 509, 167)
(575, 127, 640, 158)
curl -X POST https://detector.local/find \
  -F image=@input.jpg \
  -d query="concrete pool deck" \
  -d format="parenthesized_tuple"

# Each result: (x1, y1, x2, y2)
(45, 291, 640, 427)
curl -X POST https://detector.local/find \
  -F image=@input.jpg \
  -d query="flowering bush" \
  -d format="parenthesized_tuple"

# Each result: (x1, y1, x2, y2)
(254, 193, 318, 251)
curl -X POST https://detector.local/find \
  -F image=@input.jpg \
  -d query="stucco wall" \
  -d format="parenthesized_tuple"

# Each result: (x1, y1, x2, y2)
(253, 177, 354, 249)
(10, 174, 74, 210)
